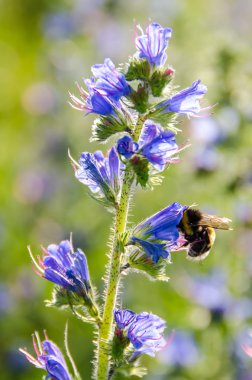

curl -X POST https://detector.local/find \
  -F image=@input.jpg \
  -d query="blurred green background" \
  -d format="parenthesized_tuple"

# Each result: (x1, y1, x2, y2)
(1, 0, 252, 379)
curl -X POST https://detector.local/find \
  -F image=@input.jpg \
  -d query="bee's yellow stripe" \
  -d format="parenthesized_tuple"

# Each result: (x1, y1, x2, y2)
(181, 210, 194, 235)
(208, 227, 216, 245)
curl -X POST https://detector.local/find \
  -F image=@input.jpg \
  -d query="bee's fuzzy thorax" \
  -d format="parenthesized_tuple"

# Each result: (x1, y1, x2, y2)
(178, 208, 202, 235)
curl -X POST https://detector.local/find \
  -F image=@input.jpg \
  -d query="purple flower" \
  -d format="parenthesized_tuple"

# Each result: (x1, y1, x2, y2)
(116, 121, 180, 172)
(20, 333, 71, 380)
(114, 309, 167, 359)
(157, 80, 208, 117)
(74, 147, 123, 204)
(139, 121, 179, 171)
(114, 309, 136, 329)
(135, 23, 172, 66)
(88, 58, 131, 101)
(131, 202, 186, 262)
(33, 240, 90, 297)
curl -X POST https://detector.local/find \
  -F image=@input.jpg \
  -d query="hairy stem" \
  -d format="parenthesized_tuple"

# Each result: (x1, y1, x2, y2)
(96, 170, 134, 380)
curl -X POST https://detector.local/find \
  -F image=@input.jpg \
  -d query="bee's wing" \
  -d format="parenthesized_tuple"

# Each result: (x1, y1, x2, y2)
(198, 214, 232, 230)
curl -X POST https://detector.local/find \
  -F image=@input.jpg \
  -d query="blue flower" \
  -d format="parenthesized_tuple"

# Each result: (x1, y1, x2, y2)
(157, 80, 207, 117)
(116, 121, 180, 172)
(88, 58, 131, 101)
(69, 58, 131, 115)
(116, 135, 138, 159)
(20, 333, 71, 380)
(131, 202, 186, 262)
(36, 240, 90, 297)
(86, 91, 114, 116)
(131, 237, 169, 263)
(135, 23, 172, 66)
(74, 147, 123, 204)
(135, 202, 185, 240)
(69, 81, 116, 116)
(114, 309, 167, 359)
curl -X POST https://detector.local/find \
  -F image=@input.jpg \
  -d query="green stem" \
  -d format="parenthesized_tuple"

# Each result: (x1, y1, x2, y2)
(64, 322, 82, 380)
(95, 120, 144, 379)
(96, 170, 134, 380)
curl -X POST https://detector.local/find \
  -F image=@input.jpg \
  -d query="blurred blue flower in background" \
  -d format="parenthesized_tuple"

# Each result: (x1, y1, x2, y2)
(42, 11, 76, 39)
(193, 146, 220, 173)
(158, 330, 200, 368)
(180, 269, 231, 321)
(178, 269, 252, 323)
(0, 283, 12, 315)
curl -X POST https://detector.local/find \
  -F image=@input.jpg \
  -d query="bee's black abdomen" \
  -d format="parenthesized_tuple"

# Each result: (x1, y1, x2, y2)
(187, 227, 216, 260)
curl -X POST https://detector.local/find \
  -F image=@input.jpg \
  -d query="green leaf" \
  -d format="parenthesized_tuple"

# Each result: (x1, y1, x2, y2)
(111, 328, 130, 365)
(128, 83, 149, 113)
(45, 286, 79, 309)
(150, 67, 174, 97)
(45, 287, 101, 325)
(129, 156, 149, 188)
(114, 364, 148, 378)
(125, 58, 151, 81)
(127, 250, 170, 282)
(91, 115, 131, 143)
(148, 109, 179, 131)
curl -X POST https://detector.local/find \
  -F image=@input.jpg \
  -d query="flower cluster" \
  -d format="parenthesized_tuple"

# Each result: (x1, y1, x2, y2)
(117, 120, 181, 172)
(31, 240, 90, 297)
(114, 309, 167, 359)
(68, 21, 207, 195)
(29, 239, 101, 321)
(20, 332, 71, 380)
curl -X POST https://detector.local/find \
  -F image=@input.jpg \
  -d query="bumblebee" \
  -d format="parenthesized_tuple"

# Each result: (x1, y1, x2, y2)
(177, 208, 232, 260)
